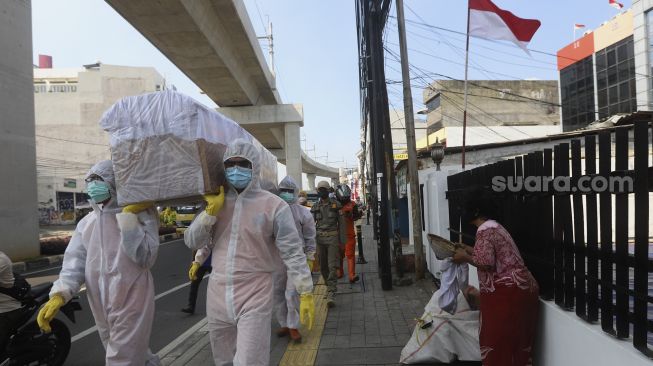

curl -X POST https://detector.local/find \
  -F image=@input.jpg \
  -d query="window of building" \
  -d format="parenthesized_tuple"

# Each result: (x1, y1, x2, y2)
(595, 35, 635, 120)
(425, 93, 441, 112)
(560, 55, 595, 131)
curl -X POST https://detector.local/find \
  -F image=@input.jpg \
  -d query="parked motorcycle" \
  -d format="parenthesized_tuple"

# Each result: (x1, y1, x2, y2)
(1, 282, 81, 366)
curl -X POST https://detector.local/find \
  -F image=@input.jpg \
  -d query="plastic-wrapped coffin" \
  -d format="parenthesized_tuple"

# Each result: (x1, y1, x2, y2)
(100, 90, 278, 206)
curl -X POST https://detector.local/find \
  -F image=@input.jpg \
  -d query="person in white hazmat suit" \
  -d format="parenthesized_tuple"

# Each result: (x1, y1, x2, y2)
(273, 175, 317, 343)
(36, 160, 161, 366)
(184, 138, 315, 366)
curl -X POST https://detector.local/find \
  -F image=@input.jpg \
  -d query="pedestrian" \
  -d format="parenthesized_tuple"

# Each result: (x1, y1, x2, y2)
(181, 247, 212, 315)
(0, 251, 23, 360)
(184, 138, 314, 366)
(37, 160, 161, 366)
(273, 176, 317, 343)
(335, 184, 359, 283)
(311, 181, 342, 308)
(452, 189, 539, 366)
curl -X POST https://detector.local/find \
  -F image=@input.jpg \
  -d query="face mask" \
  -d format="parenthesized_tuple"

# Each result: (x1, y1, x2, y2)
(225, 166, 252, 189)
(87, 180, 111, 203)
(279, 192, 294, 203)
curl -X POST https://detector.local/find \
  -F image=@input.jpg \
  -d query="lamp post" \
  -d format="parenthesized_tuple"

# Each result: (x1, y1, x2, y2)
(431, 137, 445, 171)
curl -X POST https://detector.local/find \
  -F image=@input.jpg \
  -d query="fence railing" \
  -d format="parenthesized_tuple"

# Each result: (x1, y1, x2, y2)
(445, 121, 652, 358)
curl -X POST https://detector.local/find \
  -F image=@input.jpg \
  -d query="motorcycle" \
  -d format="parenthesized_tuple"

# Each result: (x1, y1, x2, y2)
(1, 282, 81, 366)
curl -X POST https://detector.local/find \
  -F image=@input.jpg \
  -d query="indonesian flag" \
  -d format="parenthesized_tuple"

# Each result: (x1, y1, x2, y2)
(574, 24, 586, 30)
(468, 0, 541, 53)
(609, 0, 624, 9)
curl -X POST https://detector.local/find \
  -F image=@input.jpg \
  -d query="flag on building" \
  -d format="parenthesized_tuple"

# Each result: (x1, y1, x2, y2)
(609, 0, 624, 9)
(468, 0, 541, 53)
(574, 24, 586, 30)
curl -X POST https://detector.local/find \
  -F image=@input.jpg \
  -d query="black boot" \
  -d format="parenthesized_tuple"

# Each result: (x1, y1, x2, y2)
(181, 305, 195, 314)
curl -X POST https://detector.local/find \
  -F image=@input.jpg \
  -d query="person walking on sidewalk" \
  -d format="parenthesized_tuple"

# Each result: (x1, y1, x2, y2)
(335, 184, 359, 284)
(181, 247, 212, 314)
(311, 180, 342, 308)
(184, 139, 314, 366)
(37, 160, 161, 366)
(274, 176, 317, 343)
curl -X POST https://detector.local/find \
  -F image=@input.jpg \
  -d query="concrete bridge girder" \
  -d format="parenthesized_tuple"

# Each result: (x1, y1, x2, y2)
(219, 104, 339, 190)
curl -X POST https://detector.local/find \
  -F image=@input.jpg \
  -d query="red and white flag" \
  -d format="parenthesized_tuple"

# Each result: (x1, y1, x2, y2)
(609, 0, 624, 9)
(574, 24, 586, 30)
(468, 0, 541, 53)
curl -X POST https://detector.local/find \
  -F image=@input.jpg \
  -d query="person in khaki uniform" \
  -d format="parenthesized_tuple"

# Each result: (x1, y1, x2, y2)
(311, 181, 342, 307)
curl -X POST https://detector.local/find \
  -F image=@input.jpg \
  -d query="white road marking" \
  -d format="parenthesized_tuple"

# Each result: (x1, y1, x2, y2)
(71, 274, 209, 343)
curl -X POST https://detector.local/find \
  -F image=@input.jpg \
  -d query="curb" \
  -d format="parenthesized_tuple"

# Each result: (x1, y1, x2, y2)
(13, 254, 64, 274)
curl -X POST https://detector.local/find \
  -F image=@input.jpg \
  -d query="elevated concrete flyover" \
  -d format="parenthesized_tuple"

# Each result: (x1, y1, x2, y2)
(105, 0, 338, 188)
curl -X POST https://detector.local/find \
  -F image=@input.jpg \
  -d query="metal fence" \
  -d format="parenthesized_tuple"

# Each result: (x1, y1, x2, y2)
(445, 121, 652, 357)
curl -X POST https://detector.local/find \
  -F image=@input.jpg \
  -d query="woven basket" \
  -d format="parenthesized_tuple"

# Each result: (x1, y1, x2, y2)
(427, 233, 461, 260)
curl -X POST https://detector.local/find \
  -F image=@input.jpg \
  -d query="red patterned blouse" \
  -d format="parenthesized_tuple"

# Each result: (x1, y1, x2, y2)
(471, 220, 539, 294)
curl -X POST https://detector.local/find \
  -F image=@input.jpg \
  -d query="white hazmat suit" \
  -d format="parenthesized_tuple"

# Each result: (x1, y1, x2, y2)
(185, 139, 313, 366)
(273, 176, 317, 330)
(50, 160, 160, 366)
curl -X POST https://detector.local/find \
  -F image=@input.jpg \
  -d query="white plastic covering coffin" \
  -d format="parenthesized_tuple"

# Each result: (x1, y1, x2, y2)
(100, 90, 278, 205)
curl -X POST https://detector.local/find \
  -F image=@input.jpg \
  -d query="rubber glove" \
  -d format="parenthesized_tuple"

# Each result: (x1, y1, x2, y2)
(37, 294, 65, 333)
(189, 261, 201, 281)
(204, 186, 225, 216)
(123, 202, 153, 214)
(299, 293, 315, 330)
(306, 259, 314, 272)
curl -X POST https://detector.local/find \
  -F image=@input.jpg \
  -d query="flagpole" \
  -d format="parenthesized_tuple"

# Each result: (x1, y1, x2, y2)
(462, 2, 471, 169)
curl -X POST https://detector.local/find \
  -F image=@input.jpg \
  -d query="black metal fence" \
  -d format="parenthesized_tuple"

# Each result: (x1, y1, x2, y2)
(445, 121, 652, 357)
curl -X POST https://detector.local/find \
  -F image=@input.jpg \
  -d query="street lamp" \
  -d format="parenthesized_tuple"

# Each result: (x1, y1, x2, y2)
(430, 137, 444, 171)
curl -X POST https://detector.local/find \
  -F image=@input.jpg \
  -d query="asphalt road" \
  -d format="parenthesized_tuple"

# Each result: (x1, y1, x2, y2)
(24, 239, 208, 366)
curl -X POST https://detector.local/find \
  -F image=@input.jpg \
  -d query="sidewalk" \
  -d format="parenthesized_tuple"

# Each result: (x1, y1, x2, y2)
(157, 224, 443, 365)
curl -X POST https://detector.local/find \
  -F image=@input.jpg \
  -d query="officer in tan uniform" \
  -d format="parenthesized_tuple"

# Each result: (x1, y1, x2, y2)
(311, 180, 342, 307)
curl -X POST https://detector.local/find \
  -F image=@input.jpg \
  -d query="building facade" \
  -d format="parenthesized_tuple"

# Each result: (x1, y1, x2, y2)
(557, 10, 637, 131)
(422, 79, 560, 134)
(34, 62, 165, 224)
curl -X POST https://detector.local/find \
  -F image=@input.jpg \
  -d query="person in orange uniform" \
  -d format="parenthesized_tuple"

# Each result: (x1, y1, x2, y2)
(336, 184, 359, 284)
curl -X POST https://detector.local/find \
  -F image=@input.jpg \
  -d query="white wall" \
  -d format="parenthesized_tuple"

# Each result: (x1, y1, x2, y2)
(535, 300, 652, 366)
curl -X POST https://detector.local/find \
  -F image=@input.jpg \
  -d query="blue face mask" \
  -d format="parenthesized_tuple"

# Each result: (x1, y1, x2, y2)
(87, 180, 111, 203)
(225, 166, 252, 190)
(279, 192, 294, 203)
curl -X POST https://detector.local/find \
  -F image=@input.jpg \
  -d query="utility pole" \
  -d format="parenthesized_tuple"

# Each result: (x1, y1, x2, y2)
(395, 0, 425, 279)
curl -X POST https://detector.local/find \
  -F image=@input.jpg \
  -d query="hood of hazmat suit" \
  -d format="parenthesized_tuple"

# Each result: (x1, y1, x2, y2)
(184, 139, 312, 366)
(50, 160, 160, 366)
(278, 176, 316, 260)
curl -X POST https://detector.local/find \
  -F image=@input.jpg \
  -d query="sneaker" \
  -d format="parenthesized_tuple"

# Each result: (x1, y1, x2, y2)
(326, 294, 336, 308)
(349, 275, 359, 284)
(181, 306, 195, 314)
(289, 328, 302, 343)
(276, 327, 290, 337)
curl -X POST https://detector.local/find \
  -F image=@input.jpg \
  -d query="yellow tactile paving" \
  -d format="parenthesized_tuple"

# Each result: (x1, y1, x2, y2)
(279, 278, 328, 366)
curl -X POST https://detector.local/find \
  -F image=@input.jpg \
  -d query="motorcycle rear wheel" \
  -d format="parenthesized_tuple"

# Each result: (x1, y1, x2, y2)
(6, 319, 71, 366)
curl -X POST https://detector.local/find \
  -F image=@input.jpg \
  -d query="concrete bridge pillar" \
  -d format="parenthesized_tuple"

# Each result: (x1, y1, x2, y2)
(284, 122, 302, 190)
(306, 173, 316, 191)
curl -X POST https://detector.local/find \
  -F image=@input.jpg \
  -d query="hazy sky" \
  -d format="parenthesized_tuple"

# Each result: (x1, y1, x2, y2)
(31, 0, 630, 172)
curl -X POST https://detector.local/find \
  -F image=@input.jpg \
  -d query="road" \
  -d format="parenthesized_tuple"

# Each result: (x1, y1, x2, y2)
(24, 239, 208, 366)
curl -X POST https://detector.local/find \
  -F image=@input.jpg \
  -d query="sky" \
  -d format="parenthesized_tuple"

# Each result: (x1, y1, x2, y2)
(31, 0, 631, 173)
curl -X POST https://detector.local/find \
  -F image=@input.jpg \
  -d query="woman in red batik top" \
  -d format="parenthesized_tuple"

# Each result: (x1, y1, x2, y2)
(453, 191, 539, 366)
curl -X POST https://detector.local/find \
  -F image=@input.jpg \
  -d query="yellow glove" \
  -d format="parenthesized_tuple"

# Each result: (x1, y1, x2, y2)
(37, 294, 65, 333)
(299, 293, 315, 330)
(306, 259, 314, 272)
(189, 261, 201, 281)
(204, 186, 225, 216)
(123, 202, 153, 214)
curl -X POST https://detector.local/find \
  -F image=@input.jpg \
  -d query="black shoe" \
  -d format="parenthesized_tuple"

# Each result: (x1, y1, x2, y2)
(349, 275, 360, 284)
(357, 258, 368, 264)
(181, 306, 195, 314)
